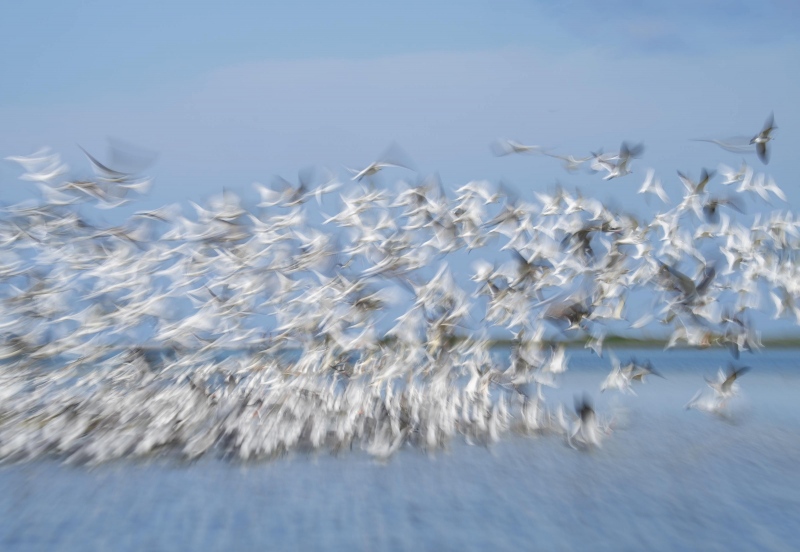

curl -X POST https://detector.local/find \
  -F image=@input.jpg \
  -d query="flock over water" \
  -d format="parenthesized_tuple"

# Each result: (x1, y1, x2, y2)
(0, 113, 794, 463)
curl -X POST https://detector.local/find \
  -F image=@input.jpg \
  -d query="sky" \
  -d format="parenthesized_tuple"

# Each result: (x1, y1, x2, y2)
(1, 1, 800, 338)
(1, 1, 799, 206)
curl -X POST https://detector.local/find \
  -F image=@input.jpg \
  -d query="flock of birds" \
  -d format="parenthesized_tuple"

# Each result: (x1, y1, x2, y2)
(0, 113, 792, 463)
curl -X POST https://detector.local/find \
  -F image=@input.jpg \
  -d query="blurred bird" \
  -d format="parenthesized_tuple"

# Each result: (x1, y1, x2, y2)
(545, 153, 590, 172)
(678, 168, 714, 195)
(568, 395, 606, 449)
(347, 143, 415, 181)
(638, 168, 670, 204)
(750, 112, 776, 164)
(491, 139, 549, 156)
(706, 364, 750, 399)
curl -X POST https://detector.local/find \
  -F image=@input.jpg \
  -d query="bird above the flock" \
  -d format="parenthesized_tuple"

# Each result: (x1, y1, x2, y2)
(692, 112, 776, 164)
(750, 112, 776, 165)
(347, 143, 416, 182)
(490, 139, 549, 157)
(78, 145, 135, 183)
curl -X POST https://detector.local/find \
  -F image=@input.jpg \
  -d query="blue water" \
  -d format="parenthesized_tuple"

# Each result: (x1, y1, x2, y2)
(1, 348, 799, 551)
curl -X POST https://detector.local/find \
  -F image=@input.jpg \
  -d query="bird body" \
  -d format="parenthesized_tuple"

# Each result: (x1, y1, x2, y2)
(750, 112, 776, 164)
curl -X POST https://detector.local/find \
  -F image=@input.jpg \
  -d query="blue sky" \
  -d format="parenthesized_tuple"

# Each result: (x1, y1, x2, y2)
(2, 0, 799, 208)
(2, 1, 800, 338)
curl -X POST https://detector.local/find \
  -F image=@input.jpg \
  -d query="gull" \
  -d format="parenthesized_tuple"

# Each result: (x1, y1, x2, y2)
(95, 197, 131, 209)
(584, 331, 606, 357)
(543, 294, 593, 331)
(35, 183, 80, 206)
(309, 169, 343, 205)
(134, 204, 182, 223)
(257, 167, 332, 208)
(750, 112, 776, 164)
(599, 353, 662, 391)
(491, 139, 548, 156)
(364, 426, 408, 461)
(622, 358, 663, 383)
(5, 147, 57, 172)
(600, 352, 634, 394)
(687, 364, 750, 417)
(737, 172, 786, 203)
(78, 145, 134, 183)
(770, 286, 800, 323)
(593, 142, 644, 180)
(568, 395, 606, 449)
(348, 161, 409, 182)
(638, 168, 670, 204)
(17, 160, 69, 183)
(509, 249, 552, 290)
(656, 260, 716, 307)
(347, 143, 415, 181)
(455, 180, 500, 204)
(7, 149, 71, 187)
(705, 364, 750, 400)
(58, 179, 118, 204)
(719, 161, 749, 185)
(546, 153, 591, 173)
(253, 182, 287, 207)
(589, 150, 619, 173)
(685, 390, 722, 416)
(546, 344, 568, 374)
(677, 168, 714, 196)
(117, 177, 153, 195)
(563, 191, 606, 220)
(534, 188, 564, 216)
(701, 196, 743, 223)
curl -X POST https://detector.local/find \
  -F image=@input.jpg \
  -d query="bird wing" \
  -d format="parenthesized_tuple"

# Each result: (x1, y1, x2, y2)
(756, 142, 769, 164)
(79, 145, 129, 179)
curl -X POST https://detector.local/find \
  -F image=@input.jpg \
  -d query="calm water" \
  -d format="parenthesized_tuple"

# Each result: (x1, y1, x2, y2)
(1, 348, 799, 551)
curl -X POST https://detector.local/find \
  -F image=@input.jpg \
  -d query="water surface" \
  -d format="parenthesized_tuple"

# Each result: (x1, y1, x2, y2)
(2, 348, 799, 551)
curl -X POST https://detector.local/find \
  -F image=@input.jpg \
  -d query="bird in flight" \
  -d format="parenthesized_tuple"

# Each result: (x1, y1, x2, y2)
(347, 142, 415, 182)
(491, 139, 549, 157)
(750, 112, 776, 165)
(677, 168, 715, 195)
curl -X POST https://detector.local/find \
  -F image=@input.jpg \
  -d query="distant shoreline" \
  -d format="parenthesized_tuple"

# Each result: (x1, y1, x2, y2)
(51, 336, 800, 355)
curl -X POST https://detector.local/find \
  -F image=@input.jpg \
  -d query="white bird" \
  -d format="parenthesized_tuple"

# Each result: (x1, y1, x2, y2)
(638, 168, 670, 203)
(750, 112, 776, 164)
(687, 365, 750, 418)
(600, 352, 635, 394)
(705, 364, 750, 400)
(678, 168, 714, 196)
(546, 153, 591, 172)
(491, 139, 548, 156)
(568, 395, 607, 449)
(348, 161, 410, 182)
(347, 143, 415, 181)
(719, 161, 749, 185)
